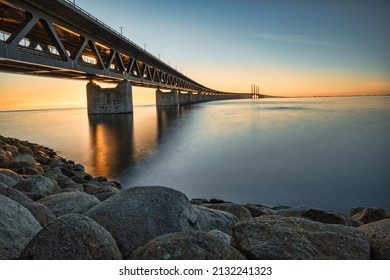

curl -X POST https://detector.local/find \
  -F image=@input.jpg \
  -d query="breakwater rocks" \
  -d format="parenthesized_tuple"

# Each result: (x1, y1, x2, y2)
(1, 135, 389, 260)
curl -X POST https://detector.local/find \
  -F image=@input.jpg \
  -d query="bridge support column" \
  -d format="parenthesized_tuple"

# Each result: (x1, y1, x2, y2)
(156, 89, 178, 106)
(86, 80, 133, 114)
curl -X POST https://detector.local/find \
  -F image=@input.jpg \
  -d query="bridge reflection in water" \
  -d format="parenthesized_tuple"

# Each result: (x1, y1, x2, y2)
(87, 106, 185, 179)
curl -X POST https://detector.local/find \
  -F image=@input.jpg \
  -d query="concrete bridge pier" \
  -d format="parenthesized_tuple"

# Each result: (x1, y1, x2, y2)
(156, 89, 179, 106)
(86, 80, 133, 114)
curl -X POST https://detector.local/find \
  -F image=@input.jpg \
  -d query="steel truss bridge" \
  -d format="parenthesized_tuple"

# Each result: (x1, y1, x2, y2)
(0, 0, 254, 95)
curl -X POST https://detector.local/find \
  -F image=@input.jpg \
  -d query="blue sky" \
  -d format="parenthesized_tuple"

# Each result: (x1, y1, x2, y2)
(0, 0, 389, 109)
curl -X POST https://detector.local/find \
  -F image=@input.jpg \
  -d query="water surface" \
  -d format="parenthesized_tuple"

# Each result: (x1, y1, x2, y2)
(1, 96, 389, 212)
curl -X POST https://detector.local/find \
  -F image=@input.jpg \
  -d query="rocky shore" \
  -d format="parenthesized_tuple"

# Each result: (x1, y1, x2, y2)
(1, 135, 389, 260)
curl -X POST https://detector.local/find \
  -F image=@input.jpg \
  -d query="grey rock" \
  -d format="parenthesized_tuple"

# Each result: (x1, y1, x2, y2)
(86, 186, 198, 259)
(0, 183, 55, 226)
(93, 192, 117, 202)
(208, 229, 232, 245)
(0, 168, 23, 182)
(350, 207, 387, 224)
(231, 215, 370, 260)
(13, 175, 60, 197)
(59, 166, 76, 177)
(38, 192, 100, 217)
(245, 204, 277, 217)
(278, 205, 359, 226)
(92, 186, 120, 195)
(9, 154, 36, 168)
(0, 173, 18, 187)
(48, 158, 64, 167)
(54, 173, 76, 188)
(359, 218, 390, 259)
(20, 214, 122, 260)
(83, 182, 117, 194)
(110, 180, 122, 188)
(59, 183, 84, 192)
(71, 176, 88, 184)
(193, 205, 239, 235)
(0, 194, 41, 259)
(131, 231, 245, 260)
(73, 163, 85, 172)
(203, 203, 252, 221)
(209, 198, 229, 203)
(190, 198, 209, 205)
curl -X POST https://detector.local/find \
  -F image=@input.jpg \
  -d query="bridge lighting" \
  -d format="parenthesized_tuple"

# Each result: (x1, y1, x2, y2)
(143, 44, 146, 51)
(119, 26, 123, 35)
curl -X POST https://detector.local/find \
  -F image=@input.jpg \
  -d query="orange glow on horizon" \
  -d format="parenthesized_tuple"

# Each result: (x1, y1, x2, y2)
(192, 65, 390, 97)
(1, 67, 389, 111)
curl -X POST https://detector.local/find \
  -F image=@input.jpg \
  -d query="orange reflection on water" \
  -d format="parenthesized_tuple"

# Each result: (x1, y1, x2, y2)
(90, 122, 112, 176)
(88, 107, 159, 179)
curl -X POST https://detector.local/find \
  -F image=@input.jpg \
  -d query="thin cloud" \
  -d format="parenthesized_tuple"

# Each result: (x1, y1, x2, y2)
(253, 33, 339, 47)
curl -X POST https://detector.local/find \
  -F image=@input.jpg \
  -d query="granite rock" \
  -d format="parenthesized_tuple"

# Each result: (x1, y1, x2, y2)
(231, 215, 370, 260)
(359, 218, 390, 259)
(0, 183, 55, 226)
(86, 186, 198, 259)
(20, 214, 122, 260)
(131, 231, 245, 260)
(350, 207, 387, 224)
(0, 195, 41, 259)
(38, 191, 100, 217)
(13, 174, 60, 197)
(203, 203, 252, 221)
(192, 205, 239, 235)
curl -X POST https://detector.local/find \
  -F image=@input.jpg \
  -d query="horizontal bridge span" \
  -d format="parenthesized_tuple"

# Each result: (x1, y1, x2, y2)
(0, 0, 221, 93)
(0, 0, 255, 115)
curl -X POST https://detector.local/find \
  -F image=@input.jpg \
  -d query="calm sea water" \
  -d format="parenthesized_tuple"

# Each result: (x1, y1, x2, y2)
(1, 96, 389, 212)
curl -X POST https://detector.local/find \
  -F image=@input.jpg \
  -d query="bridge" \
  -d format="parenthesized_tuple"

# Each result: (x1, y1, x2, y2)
(0, 0, 256, 114)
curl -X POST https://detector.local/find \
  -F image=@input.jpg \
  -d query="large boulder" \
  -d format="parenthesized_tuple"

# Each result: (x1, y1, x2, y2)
(38, 192, 100, 217)
(192, 205, 239, 234)
(86, 186, 198, 259)
(359, 219, 390, 259)
(13, 174, 60, 197)
(93, 191, 117, 202)
(20, 214, 122, 260)
(9, 154, 36, 168)
(0, 183, 55, 226)
(349, 207, 387, 224)
(0, 173, 18, 187)
(0, 194, 41, 259)
(208, 229, 232, 245)
(203, 203, 252, 221)
(131, 231, 245, 260)
(231, 215, 370, 260)
(277, 205, 359, 226)
(0, 168, 23, 182)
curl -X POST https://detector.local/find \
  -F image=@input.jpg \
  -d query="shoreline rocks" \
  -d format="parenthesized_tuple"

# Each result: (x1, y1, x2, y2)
(231, 215, 370, 259)
(0, 135, 389, 260)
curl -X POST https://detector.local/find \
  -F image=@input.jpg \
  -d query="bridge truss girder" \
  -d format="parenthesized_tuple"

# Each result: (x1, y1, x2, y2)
(0, 0, 210, 92)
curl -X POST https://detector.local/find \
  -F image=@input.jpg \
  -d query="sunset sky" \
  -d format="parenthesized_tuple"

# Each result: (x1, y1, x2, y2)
(0, 0, 389, 110)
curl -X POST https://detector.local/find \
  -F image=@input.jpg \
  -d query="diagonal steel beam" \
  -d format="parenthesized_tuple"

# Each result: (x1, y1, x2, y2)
(6, 11, 36, 46)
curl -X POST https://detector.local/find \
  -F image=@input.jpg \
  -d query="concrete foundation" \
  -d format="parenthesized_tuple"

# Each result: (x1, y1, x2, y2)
(156, 89, 178, 106)
(156, 88, 253, 107)
(87, 80, 133, 114)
